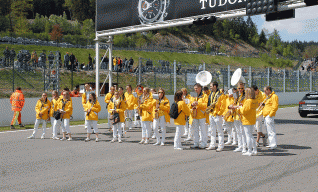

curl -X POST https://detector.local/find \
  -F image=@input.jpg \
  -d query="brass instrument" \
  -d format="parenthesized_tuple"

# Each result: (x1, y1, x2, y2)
(137, 94, 149, 116)
(86, 100, 96, 116)
(256, 96, 269, 118)
(205, 102, 216, 113)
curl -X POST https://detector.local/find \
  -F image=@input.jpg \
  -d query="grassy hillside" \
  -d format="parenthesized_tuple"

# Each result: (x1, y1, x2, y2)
(1, 44, 297, 69)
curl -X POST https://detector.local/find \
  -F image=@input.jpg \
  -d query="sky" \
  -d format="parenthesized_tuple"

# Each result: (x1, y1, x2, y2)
(246, 6, 318, 42)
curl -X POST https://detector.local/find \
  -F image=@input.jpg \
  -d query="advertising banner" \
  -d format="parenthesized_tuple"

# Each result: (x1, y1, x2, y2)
(96, 0, 247, 32)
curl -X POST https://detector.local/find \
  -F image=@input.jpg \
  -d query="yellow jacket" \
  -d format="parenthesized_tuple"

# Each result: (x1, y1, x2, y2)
(174, 100, 191, 125)
(134, 92, 143, 109)
(140, 97, 155, 121)
(82, 92, 94, 105)
(222, 96, 235, 122)
(217, 94, 227, 116)
(234, 92, 246, 121)
(35, 99, 51, 120)
(124, 92, 136, 110)
(153, 96, 170, 123)
(57, 99, 73, 119)
(104, 92, 113, 106)
(189, 93, 208, 120)
(256, 91, 266, 105)
(108, 98, 126, 123)
(113, 58, 117, 66)
(50, 98, 60, 117)
(239, 99, 258, 125)
(262, 91, 279, 117)
(84, 100, 101, 121)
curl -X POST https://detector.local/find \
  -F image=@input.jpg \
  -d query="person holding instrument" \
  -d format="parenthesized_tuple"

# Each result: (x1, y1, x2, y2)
(221, 88, 237, 146)
(181, 88, 192, 139)
(138, 87, 154, 144)
(153, 88, 170, 146)
(84, 93, 101, 142)
(28, 93, 51, 139)
(105, 86, 115, 128)
(252, 85, 267, 147)
(232, 88, 258, 156)
(50, 90, 61, 139)
(57, 91, 73, 141)
(124, 85, 136, 130)
(108, 91, 126, 143)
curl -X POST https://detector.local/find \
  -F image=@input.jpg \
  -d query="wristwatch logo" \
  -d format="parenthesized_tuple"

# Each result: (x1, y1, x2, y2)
(138, 0, 170, 24)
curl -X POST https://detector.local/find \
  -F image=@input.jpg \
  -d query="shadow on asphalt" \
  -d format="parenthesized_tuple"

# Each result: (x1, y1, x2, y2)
(278, 144, 312, 150)
(275, 119, 318, 125)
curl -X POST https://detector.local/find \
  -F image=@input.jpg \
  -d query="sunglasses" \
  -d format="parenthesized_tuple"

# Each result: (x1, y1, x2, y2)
(159, 92, 164, 93)
(238, 88, 244, 90)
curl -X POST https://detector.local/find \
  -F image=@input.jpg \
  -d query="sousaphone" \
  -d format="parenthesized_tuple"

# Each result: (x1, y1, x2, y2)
(196, 71, 212, 86)
(231, 68, 246, 86)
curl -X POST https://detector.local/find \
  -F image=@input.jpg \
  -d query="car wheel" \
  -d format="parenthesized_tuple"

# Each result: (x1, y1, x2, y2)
(299, 112, 307, 117)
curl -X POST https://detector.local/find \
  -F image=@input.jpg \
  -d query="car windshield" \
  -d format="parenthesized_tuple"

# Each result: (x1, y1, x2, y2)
(303, 94, 318, 100)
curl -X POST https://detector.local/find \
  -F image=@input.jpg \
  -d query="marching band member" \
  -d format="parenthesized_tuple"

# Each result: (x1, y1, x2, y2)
(57, 91, 73, 141)
(153, 88, 170, 146)
(232, 82, 247, 153)
(181, 88, 192, 139)
(105, 86, 115, 128)
(82, 84, 94, 129)
(203, 86, 211, 97)
(206, 82, 224, 151)
(252, 85, 267, 147)
(138, 87, 154, 144)
(262, 86, 279, 149)
(108, 91, 126, 143)
(150, 88, 156, 139)
(222, 88, 237, 145)
(84, 93, 101, 142)
(134, 86, 143, 128)
(125, 85, 137, 130)
(173, 91, 191, 150)
(189, 83, 208, 148)
(28, 93, 51, 139)
(234, 88, 258, 156)
(118, 87, 127, 136)
(50, 90, 60, 138)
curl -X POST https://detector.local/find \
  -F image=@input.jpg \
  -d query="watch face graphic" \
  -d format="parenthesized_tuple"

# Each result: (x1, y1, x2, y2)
(138, 0, 170, 24)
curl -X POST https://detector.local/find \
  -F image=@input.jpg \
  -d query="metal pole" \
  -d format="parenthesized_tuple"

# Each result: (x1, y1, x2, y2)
(249, 66, 252, 87)
(12, 57, 14, 92)
(44, 67, 46, 91)
(154, 71, 156, 88)
(138, 57, 141, 84)
(267, 67, 270, 86)
(227, 65, 230, 88)
(310, 71, 312, 92)
(297, 70, 300, 92)
(95, 39, 100, 96)
(203, 62, 205, 71)
(174, 60, 176, 93)
(283, 69, 286, 93)
(109, 36, 113, 91)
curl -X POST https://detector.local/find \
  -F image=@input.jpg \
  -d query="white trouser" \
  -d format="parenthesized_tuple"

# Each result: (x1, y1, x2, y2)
(192, 118, 207, 147)
(234, 120, 247, 149)
(183, 119, 189, 135)
(51, 117, 60, 134)
(141, 121, 151, 138)
(153, 116, 166, 143)
(107, 111, 111, 127)
(86, 120, 98, 134)
(134, 109, 141, 127)
(32, 119, 46, 136)
(174, 125, 183, 148)
(264, 115, 277, 147)
(113, 122, 123, 139)
(54, 119, 71, 134)
(243, 125, 257, 153)
(209, 115, 224, 149)
(125, 110, 134, 129)
(255, 115, 263, 133)
(224, 121, 234, 142)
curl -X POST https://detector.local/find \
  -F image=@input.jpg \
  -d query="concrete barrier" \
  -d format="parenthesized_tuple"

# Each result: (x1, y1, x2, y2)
(0, 92, 305, 127)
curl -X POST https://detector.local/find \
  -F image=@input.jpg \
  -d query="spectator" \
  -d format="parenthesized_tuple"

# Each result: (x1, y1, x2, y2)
(3, 47, 10, 67)
(113, 57, 117, 72)
(129, 57, 134, 72)
(80, 62, 85, 70)
(71, 87, 80, 97)
(64, 52, 70, 69)
(40, 51, 46, 68)
(31, 50, 38, 68)
(10, 48, 16, 66)
(10, 87, 25, 129)
(75, 58, 79, 70)
(88, 54, 93, 70)
(122, 58, 127, 72)
(48, 51, 54, 68)
(118, 57, 122, 72)
(70, 53, 76, 71)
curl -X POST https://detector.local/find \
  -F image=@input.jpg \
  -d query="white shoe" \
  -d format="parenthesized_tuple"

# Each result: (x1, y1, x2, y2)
(111, 138, 117, 143)
(95, 138, 99, 142)
(118, 139, 122, 143)
(60, 137, 66, 141)
(67, 137, 73, 141)
(234, 147, 243, 152)
(85, 138, 90, 142)
(266, 145, 277, 150)
(139, 139, 145, 144)
(53, 137, 59, 140)
(182, 133, 188, 137)
(242, 148, 247, 153)
(225, 141, 232, 145)
(232, 142, 237, 146)
(161, 143, 165, 146)
(144, 139, 149, 144)
(191, 144, 199, 148)
(252, 150, 258, 156)
(175, 147, 183, 150)
(206, 146, 216, 150)
(27, 135, 35, 139)
(199, 145, 206, 149)
(242, 152, 252, 156)
(216, 148, 223, 152)
(151, 135, 156, 139)
(153, 142, 160, 146)
(41, 135, 45, 139)
(185, 137, 192, 141)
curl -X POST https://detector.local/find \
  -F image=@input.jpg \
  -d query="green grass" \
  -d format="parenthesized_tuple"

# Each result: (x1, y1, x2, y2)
(0, 119, 108, 132)
(279, 104, 298, 108)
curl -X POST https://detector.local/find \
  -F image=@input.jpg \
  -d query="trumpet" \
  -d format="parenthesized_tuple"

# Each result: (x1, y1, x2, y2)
(256, 96, 269, 118)
(205, 102, 216, 113)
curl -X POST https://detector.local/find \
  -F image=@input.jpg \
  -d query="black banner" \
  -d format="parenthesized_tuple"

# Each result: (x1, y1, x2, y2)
(96, 0, 247, 32)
